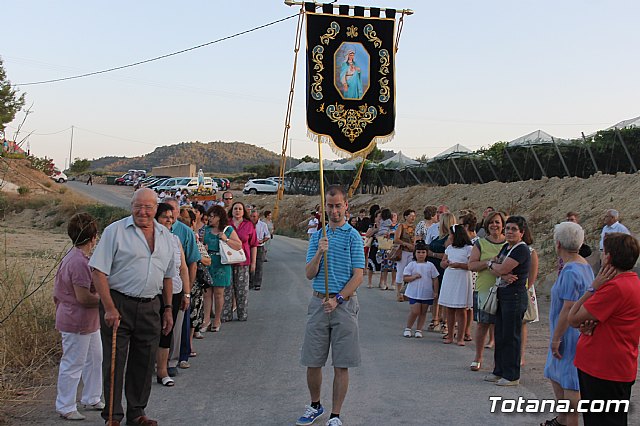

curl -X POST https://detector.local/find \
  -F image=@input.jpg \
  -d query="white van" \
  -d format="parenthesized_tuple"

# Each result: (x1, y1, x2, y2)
(172, 177, 217, 193)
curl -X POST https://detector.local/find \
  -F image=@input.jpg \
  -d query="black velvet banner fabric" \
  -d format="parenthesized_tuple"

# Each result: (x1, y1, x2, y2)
(306, 12, 395, 156)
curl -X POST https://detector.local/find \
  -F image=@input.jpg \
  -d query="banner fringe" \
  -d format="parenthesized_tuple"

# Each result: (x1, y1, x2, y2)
(306, 128, 395, 160)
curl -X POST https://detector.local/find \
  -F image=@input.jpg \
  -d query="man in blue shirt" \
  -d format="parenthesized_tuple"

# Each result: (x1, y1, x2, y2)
(297, 186, 365, 426)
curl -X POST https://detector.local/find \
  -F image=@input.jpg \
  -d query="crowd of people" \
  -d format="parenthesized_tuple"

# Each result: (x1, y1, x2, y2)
(52, 185, 640, 426)
(52, 188, 274, 425)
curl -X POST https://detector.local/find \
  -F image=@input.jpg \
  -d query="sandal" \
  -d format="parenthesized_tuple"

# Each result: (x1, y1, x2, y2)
(443, 338, 453, 344)
(189, 351, 197, 357)
(540, 417, 566, 426)
(470, 361, 481, 371)
(156, 376, 175, 387)
(428, 321, 436, 331)
(464, 335, 472, 342)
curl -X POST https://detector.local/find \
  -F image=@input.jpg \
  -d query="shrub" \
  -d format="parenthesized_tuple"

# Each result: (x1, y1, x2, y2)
(58, 186, 67, 194)
(43, 181, 52, 188)
(17, 186, 30, 195)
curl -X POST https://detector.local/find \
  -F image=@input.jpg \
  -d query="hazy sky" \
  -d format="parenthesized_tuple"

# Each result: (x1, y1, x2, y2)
(3, 1, 639, 170)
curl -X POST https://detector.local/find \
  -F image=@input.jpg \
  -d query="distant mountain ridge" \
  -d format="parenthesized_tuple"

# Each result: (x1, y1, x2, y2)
(90, 141, 293, 174)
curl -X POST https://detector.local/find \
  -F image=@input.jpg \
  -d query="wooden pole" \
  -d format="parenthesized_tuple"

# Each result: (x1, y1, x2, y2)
(317, 142, 329, 299)
(108, 325, 117, 424)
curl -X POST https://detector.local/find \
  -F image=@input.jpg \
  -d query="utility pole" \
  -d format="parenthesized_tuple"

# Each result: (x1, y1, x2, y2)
(68, 125, 74, 170)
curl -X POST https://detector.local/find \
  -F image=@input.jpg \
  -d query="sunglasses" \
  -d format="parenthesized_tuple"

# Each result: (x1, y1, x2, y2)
(223, 197, 233, 200)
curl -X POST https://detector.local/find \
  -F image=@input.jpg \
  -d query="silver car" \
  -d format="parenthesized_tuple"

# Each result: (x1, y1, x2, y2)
(243, 179, 278, 195)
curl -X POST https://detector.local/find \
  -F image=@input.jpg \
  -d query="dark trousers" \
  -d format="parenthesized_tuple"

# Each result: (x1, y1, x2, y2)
(493, 286, 527, 381)
(158, 292, 181, 349)
(179, 306, 191, 362)
(250, 246, 265, 289)
(100, 291, 161, 422)
(578, 369, 634, 426)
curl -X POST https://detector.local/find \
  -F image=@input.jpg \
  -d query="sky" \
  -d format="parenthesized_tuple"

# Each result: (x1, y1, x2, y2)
(3, 1, 639, 170)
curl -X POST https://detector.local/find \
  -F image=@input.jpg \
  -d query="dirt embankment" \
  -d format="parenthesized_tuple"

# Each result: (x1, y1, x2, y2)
(246, 171, 640, 292)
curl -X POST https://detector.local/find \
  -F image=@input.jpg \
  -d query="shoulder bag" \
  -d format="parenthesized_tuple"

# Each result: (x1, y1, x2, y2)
(219, 226, 247, 265)
(481, 241, 525, 315)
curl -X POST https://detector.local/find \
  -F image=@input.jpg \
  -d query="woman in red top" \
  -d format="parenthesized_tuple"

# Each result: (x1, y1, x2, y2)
(568, 233, 640, 426)
(222, 201, 258, 322)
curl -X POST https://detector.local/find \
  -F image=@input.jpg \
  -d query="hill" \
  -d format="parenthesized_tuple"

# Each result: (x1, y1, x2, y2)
(89, 141, 295, 174)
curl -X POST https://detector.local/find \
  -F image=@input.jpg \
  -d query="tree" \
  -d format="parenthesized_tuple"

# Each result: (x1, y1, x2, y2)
(366, 146, 385, 162)
(0, 57, 26, 136)
(69, 158, 92, 174)
(299, 155, 317, 163)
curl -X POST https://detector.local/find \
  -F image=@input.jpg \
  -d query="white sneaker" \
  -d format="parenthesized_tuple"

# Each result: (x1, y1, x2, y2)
(326, 417, 343, 426)
(403, 328, 412, 338)
(415, 330, 423, 338)
(495, 378, 519, 386)
(60, 411, 86, 420)
(483, 373, 501, 383)
(83, 401, 105, 410)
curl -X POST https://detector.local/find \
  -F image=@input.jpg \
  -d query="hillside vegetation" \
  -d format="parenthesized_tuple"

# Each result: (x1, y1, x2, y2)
(90, 141, 293, 174)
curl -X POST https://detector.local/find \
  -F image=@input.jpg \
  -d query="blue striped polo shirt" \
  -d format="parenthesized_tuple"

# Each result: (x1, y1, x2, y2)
(306, 222, 365, 294)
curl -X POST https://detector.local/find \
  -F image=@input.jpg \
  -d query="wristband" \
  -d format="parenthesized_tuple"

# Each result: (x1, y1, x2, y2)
(586, 287, 595, 293)
(184, 293, 191, 298)
(163, 304, 172, 310)
(335, 294, 345, 305)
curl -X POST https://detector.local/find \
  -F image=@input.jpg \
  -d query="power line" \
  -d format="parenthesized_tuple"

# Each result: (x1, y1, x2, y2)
(15, 13, 298, 87)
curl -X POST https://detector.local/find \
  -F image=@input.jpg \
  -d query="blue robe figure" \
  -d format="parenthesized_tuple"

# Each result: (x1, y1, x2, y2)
(339, 49, 363, 99)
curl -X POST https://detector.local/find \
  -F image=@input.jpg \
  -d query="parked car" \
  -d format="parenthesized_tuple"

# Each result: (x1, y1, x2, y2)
(212, 177, 228, 191)
(221, 178, 231, 190)
(173, 177, 217, 193)
(50, 170, 68, 183)
(115, 173, 133, 186)
(154, 177, 190, 193)
(243, 179, 278, 195)
(267, 176, 291, 191)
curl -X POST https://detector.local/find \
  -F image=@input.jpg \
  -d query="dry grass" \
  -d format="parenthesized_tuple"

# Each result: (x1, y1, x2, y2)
(0, 243, 65, 421)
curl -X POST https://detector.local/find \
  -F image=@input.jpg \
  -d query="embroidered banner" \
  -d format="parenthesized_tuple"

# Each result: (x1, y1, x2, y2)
(306, 10, 395, 156)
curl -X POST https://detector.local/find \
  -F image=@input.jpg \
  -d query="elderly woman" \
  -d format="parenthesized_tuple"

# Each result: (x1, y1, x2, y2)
(541, 222, 594, 426)
(154, 203, 189, 386)
(468, 211, 506, 371)
(483, 216, 531, 387)
(568, 233, 640, 426)
(54, 213, 103, 420)
(225, 201, 258, 321)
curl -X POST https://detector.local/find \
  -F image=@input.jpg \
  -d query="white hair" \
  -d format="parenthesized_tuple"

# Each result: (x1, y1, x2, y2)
(607, 209, 620, 218)
(554, 221, 584, 252)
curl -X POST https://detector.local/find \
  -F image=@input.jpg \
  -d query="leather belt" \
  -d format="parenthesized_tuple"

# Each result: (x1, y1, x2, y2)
(313, 291, 355, 301)
(113, 290, 157, 303)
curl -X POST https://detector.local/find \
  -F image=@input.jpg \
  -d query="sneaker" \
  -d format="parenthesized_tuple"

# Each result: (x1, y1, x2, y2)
(179, 361, 190, 369)
(83, 401, 105, 410)
(326, 418, 343, 426)
(415, 330, 423, 338)
(403, 328, 412, 338)
(296, 404, 324, 425)
(483, 373, 501, 383)
(495, 378, 519, 386)
(60, 411, 86, 420)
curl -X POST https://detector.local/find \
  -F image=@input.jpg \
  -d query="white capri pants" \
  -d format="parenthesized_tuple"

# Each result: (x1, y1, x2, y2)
(395, 250, 414, 284)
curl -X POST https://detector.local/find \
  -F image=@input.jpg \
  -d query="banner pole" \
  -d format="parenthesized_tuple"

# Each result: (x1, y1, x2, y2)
(317, 141, 329, 300)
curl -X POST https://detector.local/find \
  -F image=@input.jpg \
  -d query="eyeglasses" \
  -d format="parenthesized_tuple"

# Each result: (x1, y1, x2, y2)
(223, 197, 233, 200)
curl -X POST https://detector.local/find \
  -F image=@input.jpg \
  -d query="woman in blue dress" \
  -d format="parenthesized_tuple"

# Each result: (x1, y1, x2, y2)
(542, 221, 593, 426)
(339, 48, 363, 99)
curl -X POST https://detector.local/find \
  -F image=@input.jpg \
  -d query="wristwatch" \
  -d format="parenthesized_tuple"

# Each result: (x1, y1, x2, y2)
(335, 294, 345, 305)
(163, 304, 172, 310)
(184, 293, 191, 299)
(487, 260, 494, 270)
(586, 287, 595, 293)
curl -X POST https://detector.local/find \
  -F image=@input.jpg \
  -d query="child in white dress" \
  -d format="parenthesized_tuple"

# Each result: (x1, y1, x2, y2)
(439, 224, 473, 345)
(403, 241, 440, 338)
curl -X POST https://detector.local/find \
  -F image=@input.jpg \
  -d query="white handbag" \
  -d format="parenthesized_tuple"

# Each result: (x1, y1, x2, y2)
(219, 226, 247, 265)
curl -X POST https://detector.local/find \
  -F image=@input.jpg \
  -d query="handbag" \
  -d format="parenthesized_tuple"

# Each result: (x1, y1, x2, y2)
(482, 284, 499, 315)
(219, 226, 247, 265)
(523, 285, 539, 323)
(377, 236, 394, 250)
(388, 244, 402, 261)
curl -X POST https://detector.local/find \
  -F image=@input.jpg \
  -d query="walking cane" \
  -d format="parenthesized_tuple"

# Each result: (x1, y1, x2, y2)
(108, 324, 117, 424)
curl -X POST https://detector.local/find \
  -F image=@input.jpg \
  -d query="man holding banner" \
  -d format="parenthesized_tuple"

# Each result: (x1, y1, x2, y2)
(298, 185, 365, 426)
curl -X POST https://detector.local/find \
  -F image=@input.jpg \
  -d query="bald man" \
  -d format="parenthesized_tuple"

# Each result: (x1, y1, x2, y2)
(90, 188, 175, 425)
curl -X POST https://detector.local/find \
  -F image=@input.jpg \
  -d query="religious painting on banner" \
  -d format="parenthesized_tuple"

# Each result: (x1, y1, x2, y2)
(306, 6, 396, 156)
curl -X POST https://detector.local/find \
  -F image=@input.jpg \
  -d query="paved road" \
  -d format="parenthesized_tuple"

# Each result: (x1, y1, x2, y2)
(142, 235, 544, 425)
(68, 181, 133, 209)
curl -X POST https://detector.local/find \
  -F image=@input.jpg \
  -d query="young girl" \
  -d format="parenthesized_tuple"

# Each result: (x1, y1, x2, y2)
(403, 241, 440, 338)
(439, 224, 473, 346)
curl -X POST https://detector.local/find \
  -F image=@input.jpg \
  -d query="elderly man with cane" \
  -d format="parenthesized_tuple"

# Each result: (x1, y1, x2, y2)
(90, 188, 175, 426)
